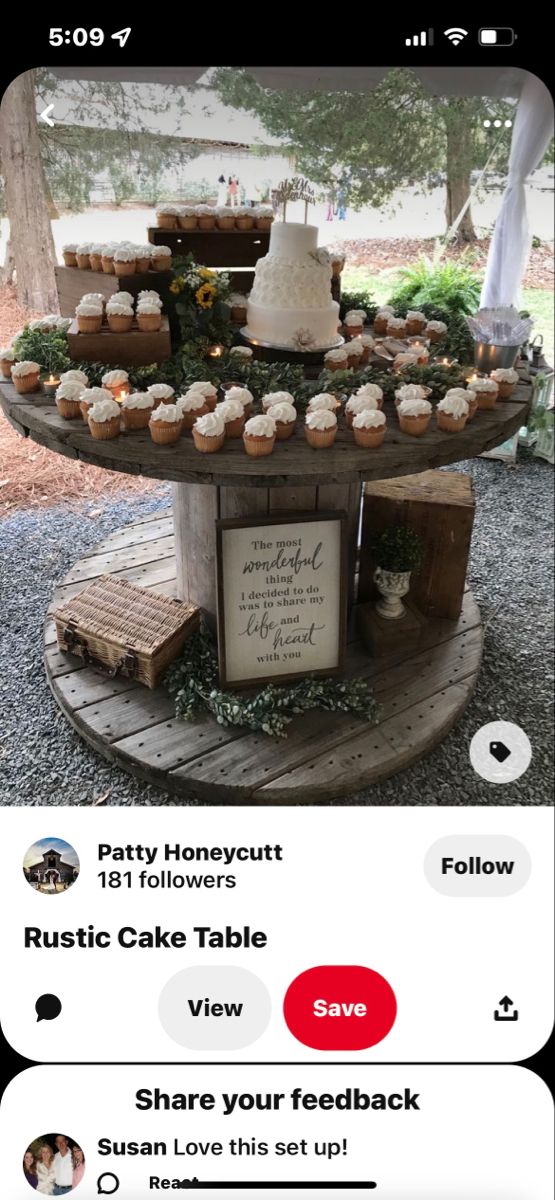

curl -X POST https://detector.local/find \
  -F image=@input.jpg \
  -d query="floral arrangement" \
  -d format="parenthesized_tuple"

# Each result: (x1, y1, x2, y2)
(166, 622, 381, 739)
(169, 255, 234, 353)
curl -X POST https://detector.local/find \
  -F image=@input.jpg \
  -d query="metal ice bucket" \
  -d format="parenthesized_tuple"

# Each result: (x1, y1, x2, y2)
(474, 342, 520, 372)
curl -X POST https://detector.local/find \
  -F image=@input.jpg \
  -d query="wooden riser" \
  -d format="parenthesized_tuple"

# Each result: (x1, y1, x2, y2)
(148, 226, 270, 268)
(66, 317, 172, 366)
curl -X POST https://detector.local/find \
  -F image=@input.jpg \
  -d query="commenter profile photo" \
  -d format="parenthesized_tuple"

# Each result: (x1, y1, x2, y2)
(23, 838, 80, 895)
(23, 1134, 85, 1193)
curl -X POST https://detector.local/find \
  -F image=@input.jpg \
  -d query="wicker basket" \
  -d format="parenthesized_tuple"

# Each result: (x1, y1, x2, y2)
(54, 575, 199, 688)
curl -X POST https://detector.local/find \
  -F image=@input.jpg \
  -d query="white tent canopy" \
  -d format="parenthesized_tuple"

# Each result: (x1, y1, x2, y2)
(50, 65, 553, 305)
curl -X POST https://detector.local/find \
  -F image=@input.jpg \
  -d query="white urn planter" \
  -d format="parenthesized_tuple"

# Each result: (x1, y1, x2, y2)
(374, 566, 412, 619)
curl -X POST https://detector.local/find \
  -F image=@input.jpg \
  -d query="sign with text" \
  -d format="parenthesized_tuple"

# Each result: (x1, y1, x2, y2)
(216, 513, 347, 687)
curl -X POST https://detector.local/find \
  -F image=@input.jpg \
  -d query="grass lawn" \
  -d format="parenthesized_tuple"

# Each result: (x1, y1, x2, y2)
(343, 266, 554, 367)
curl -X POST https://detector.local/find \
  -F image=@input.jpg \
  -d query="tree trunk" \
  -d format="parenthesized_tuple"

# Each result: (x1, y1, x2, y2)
(0, 70, 59, 311)
(0, 236, 15, 285)
(444, 103, 477, 243)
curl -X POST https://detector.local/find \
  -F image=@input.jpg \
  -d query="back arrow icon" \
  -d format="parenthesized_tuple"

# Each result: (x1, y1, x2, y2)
(40, 105, 55, 127)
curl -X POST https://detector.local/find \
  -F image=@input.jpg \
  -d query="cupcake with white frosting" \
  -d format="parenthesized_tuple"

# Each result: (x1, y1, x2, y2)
(55, 380, 85, 420)
(175, 390, 209, 430)
(343, 312, 364, 339)
(156, 204, 179, 230)
(149, 401, 183, 445)
(254, 205, 274, 231)
(346, 337, 365, 367)
(115, 291, 134, 308)
(229, 294, 249, 322)
(394, 382, 432, 410)
(192, 410, 226, 453)
(137, 301, 162, 332)
(229, 344, 253, 360)
(406, 339, 430, 364)
(243, 413, 276, 457)
(76, 243, 92, 269)
(136, 244, 153, 273)
(79, 386, 113, 423)
(235, 206, 255, 231)
(345, 392, 380, 429)
(101, 369, 130, 400)
(60, 369, 89, 387)
(324, 347, 348, 372)
(425, 320, 448, 343)
(11, 361, 41, 394)
(491, 367, 518, 399)
(146, 383, 175, 409)
(387, 315, 407, 338)
(398, 397, 432, 436)
(305, 408, 338, 449)
(436, 390, 469, 433)
(81, 292, 106, 312)
(358, 334, 375, 363)
(88, 395, 121, 440)
(178, 205, 198, 230)
(216, 396, 246, 439)
(266, 400, 297, 440)
(352, 407, 387, 448)
(464, 386, 478, 421)
(224, 385, 253, 418)
(356, 382, 384, 409)
(62, 242, 78, 267)
(76, 302, 103, 334)
(121, 391, 155, 430)
(216, 206, 236, 231)
(137, 289, 162, 309)
(405, 311, 427, 335)
(89, 244, 106, 271)
(373, 306, 395, 335)
(188, 380, 219, 412)
(113, 246, 137, 277)
(261, 390, 296, 413)
(472, 375, 499, 409)
(0, 346, 15, 378)
(101, 245, 116, 274)
(196, 205, 217, 231)
(106, 300, 134, 332)
(308, 392, 341, 413)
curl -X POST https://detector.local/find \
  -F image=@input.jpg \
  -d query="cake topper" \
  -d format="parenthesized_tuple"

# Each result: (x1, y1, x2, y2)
(274, 176, 315, 223)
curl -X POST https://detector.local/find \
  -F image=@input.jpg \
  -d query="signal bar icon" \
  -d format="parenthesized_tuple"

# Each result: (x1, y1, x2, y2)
(405, 28, 434, 46)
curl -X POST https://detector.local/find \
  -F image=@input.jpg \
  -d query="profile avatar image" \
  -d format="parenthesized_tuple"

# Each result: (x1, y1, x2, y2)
(23, 838, 80, 895)
(23, 1134, 85, 1192)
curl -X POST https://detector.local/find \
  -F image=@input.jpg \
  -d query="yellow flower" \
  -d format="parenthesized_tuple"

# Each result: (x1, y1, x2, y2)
(169, 280, 182, 295)
(198, 267, 216, 280)
(196, 282, 216, 309)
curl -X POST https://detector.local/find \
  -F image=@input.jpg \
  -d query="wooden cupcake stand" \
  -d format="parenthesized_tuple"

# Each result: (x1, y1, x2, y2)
(0, 370, 531, 803)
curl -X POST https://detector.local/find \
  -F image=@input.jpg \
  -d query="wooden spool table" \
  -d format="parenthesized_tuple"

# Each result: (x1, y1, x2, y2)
(0, 375, 531, 802)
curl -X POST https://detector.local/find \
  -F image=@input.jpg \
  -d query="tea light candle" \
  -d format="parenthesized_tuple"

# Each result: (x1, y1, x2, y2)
(439, 357, 453, 367)
(208, 343, 224, 358)
(116, 387, 130, 404)
(43, 374, 60, 396)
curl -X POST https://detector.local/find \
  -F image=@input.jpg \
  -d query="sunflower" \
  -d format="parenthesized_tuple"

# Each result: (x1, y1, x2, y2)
(198, 267, 217, 280)
(196, 282, 216, 309)
(170, 277, 185, 295)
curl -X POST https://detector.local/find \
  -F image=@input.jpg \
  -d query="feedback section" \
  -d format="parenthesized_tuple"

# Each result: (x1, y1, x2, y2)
(1, 1065, 552, 1198)
(0, 807, 552, 1062)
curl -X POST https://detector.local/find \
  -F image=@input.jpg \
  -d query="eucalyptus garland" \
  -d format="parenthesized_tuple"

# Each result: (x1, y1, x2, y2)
(165, 623, 381, 739)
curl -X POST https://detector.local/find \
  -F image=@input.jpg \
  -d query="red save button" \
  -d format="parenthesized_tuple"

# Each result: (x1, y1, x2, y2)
(284, 965, 397, 1050)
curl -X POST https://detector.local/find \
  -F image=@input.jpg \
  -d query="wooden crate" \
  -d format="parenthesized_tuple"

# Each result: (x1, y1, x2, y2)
(55, 266, 174, 317)
(54, 574, 199, 689)
(67, 316, 172, 367)
(148, 226, 270, 268)
(359, 470, 475, 620)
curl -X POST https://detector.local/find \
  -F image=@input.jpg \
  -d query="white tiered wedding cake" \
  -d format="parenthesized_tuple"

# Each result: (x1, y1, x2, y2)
(245, 222, 340, 350)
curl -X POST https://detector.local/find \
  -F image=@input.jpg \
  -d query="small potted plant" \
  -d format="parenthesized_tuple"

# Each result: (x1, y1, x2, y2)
(371, 526, 422, 619)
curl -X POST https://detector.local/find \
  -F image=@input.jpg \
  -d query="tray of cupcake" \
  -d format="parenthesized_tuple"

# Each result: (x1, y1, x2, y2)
(61, 240, 173, 274)
(67, 290, 171, 366)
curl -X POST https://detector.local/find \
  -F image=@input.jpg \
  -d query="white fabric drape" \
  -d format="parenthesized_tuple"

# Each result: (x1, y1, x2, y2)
(481, 74, 554, 308)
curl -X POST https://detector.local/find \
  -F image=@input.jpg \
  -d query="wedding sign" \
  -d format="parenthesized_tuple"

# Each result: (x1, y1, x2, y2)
(216, 513, 347, 687)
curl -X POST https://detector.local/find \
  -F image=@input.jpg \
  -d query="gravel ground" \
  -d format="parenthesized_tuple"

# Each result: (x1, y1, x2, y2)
(0, 457, 553, 807)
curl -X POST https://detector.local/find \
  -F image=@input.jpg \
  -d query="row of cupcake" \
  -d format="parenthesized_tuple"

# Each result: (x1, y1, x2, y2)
(75, 290, 164, 335)
(370, 305, 448, 342)
(324, 332, 432, 372)
(62, 242, 172, 274)
(155, 204, 274, 232)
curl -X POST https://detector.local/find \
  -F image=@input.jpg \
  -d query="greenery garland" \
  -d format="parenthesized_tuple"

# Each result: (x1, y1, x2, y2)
(165, 623, 381, 739)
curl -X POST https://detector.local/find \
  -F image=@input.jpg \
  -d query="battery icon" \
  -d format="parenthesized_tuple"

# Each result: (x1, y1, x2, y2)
(479, 27, 516, 45)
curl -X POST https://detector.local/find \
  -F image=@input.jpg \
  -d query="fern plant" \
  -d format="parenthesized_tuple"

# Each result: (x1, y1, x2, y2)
(390, 256, 482, 316)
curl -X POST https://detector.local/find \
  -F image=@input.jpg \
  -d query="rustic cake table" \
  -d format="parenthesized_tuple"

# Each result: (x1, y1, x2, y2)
(0, 375, 531, 802)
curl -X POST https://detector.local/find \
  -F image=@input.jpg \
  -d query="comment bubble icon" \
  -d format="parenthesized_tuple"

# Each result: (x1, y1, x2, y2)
(35, 994, 62, 1022)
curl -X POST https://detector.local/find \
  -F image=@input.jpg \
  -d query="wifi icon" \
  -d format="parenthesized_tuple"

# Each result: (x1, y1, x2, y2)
(444, 26, 468, 44)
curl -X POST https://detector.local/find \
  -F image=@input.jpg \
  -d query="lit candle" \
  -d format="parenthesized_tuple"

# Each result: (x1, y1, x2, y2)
(208, 344, 224, 358)
(43, 374, 60, 396)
